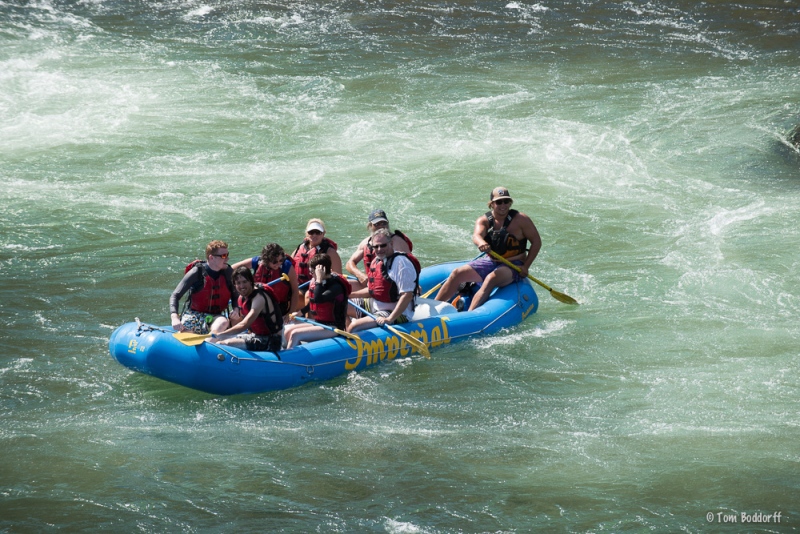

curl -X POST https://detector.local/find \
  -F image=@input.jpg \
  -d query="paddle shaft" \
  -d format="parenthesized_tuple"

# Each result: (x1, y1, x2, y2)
(292, 316, 359, 341)
(348, 299, 431, 358)
(420, 252, 487, 298)
(488, 250, 578, 305)
(267, 273, 290, 286)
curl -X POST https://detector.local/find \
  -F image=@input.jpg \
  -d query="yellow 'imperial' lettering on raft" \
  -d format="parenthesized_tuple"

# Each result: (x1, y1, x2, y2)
(430, 316, 450, 348)
(522, 303, 536, 320)
(344, 317, 450, 370)
(385, 335, 401, 361)
(366, 338, 388, 365)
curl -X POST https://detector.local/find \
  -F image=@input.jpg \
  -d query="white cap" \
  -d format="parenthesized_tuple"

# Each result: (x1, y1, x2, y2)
(306, 221, 325, 233)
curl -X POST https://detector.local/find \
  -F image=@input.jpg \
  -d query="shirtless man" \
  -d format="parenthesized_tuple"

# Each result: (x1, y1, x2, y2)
(435, 187, 541, 311)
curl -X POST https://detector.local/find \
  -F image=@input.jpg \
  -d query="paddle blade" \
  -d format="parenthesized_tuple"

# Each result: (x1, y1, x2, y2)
(550, 289, 579, 305)
(416, 342, 432, 359)
(334, 328, 362, 343)
(390, 326, 431, 359)
(491, 250, 579, 305)
(173, 332, 211, 346)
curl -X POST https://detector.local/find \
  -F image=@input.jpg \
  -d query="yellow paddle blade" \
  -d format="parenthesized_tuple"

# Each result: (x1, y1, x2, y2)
(346, 298, 430, 358)
(388, 324, 431, 359)
(334, 328, 362, 343)
(548, 288, 579, 305)
(173, 332, 212, 346)
(488, 251, 579, 305)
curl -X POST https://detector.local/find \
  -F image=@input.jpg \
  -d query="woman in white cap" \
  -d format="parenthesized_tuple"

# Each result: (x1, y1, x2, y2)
(291, 218, 343, 285)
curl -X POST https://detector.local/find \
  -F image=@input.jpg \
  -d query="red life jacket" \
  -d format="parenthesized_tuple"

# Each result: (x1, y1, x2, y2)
(308, 273, 352, 329)
(237, 285, 283, 336)
(364, 230, 413, 268)
(291, 238, 338, 284)
(185, 260, 233, 315)
(254, 257, 294, 314)
(367, 251, 421, 303)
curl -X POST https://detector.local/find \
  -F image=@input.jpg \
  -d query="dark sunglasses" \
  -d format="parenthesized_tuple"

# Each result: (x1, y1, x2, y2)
(307, 229, 323, 235)
(494, 198, 512, 205)
(212, 253, 229, 259)
(373, 243, 390, 250)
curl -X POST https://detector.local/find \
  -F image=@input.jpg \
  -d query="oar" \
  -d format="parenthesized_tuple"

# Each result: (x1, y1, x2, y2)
(420, 252, 486, 298)
(420, 283, 442, 299)
(488, 250, 578, 305)
(348, 300, 431, 358)
(173, 274, 292, 346)
(292, 316, 361, 343)
(173, 332, 212, 346)
(269, 273, 290, 286)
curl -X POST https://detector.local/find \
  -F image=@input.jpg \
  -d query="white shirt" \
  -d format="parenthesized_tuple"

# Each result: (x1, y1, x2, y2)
(372, 254, 416, 319)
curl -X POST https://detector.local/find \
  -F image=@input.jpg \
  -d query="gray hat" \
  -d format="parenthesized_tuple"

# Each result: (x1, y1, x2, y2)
(368, 209, 389, 224)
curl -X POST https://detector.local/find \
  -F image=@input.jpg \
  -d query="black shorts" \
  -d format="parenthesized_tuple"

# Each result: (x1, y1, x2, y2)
(239, 333, 282, 352)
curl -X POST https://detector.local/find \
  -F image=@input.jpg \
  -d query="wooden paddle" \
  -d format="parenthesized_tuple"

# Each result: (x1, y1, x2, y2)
(488, 250, 578, 305)
(348, 300, 431, 358)
(292, 316, 362, 343)
(420, 252, 486, 298)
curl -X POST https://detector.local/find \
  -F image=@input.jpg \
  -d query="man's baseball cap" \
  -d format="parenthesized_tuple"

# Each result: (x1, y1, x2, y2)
(490, 187, 512, 201)
(369, 209, 389, 224)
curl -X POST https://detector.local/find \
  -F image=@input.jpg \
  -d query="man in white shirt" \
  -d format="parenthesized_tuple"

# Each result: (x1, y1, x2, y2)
(348, 228, 419, 332)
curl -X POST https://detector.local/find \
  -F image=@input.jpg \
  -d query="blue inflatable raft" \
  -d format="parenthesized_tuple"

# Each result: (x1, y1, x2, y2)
(109, 260, 538, 395)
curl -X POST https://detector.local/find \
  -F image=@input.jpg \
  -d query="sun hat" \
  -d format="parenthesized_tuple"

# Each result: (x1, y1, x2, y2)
(306, 221, 325, 233)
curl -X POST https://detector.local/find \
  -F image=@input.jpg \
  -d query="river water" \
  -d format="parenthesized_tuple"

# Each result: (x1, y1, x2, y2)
(2, 0, 799, 531)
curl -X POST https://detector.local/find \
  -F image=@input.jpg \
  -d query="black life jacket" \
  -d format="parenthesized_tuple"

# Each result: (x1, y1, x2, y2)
(486, 209, 527, 259)
(308, 273, 352, 330)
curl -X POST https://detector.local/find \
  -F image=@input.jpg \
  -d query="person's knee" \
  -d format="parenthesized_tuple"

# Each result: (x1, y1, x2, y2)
(448, 267, 476, 288)
(210, 319, 229, 334)
(454, 265, 475, 278)
(498, 268, 516, 284)
(483, 272, 499, 287)
(349, 317, 372, 332)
